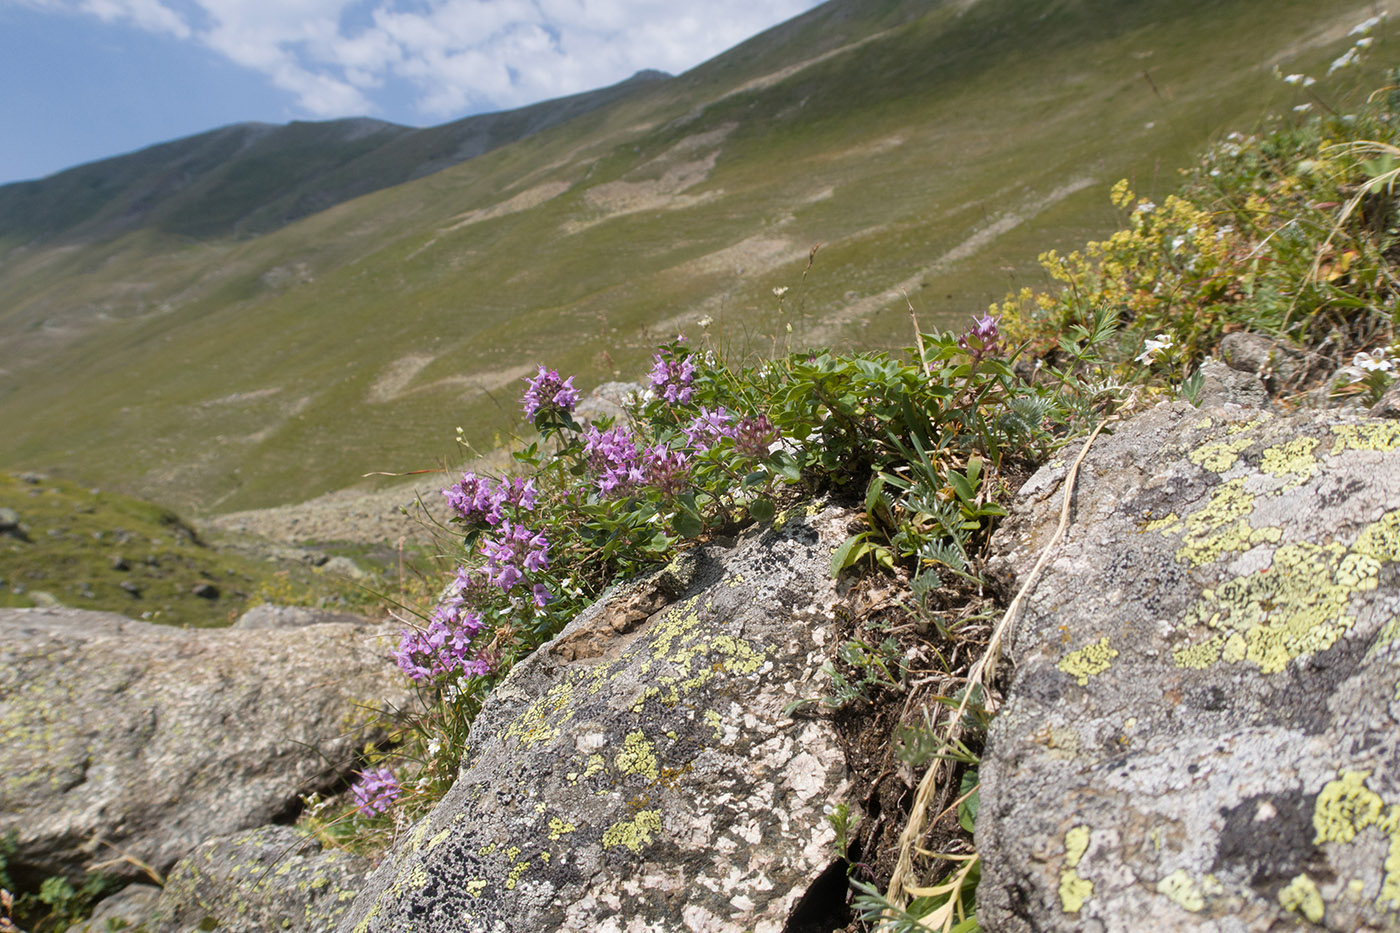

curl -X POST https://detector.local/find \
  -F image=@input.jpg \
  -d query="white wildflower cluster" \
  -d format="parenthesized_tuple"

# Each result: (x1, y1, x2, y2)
(1136, 333, 1175, 364)
(772, 286, 789, 298)
(1330, 15, 1386, 74)
(1281, 73, 1317, 88)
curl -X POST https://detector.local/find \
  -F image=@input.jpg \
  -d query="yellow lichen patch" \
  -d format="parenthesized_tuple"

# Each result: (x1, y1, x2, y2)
(465, 878, 488, 899)
(1227, 414, 1271, 435)
(1259, 436, 1320, 488)
(1059, 825, 1093, 913)
(1174, 481, 1280, 567)
(389, 862, 429, 898)
(1279, 874, 1325, 923)
(615, 731, 660, 781)
(1143, 512, 1180, 533)
(1172, 529, 1391, 673)
(505, 846, 520, 862)
(1194, 417, 1214, 430)
(547, 817, 577, 840)
(601, 809, 663, 853)
(1331, 422, 1400, 455)
(1189, 436, 1255, 473)
(504, 860, 531, 891)
(703, 710, 724, 741)
(1315, 771, 1386, 845)
(426, 828, 452, 852)
(1156, 869, 1222, 912)
(502, 681, 576, 749)
(1172, 637, 1224, 669)
(1354, 510, 1400, 563)
(1312, 770, 1400, 912)
(1058, 637, 1119, 686)
(477, 842, 497, 858)
(711, 634, 765, 675)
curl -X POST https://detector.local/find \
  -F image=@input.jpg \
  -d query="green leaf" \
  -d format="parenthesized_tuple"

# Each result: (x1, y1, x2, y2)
(672, 511, 703, 539)
(830, 533, 867, 577)
(749, 497, 775, 523)
(947, 470, 975, 503)
(958, 770, 980, 832)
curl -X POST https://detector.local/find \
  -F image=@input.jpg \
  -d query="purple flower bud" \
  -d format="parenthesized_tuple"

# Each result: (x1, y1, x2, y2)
(957, 314, 1002, 363)
(733, 415, 778, 459)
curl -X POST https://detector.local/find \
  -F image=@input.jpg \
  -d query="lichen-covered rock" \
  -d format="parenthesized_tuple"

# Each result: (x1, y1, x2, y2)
(150, 825, 371, 932)
(339, 506, 854, 933)
(979, 399, 1400, 931)
(0, 608, 409, 884)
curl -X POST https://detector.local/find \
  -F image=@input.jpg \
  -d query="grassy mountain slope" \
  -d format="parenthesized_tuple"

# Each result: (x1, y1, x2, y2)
(0, 0, 1383, 512)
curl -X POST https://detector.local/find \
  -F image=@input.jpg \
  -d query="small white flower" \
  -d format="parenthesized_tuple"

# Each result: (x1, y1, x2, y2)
(1356, 36, 1375, 49)
(772, 286, 789, 298)
(1329, 47, 1360, 74)
(1354, 348, 1394, 373)
(696, 315, 713, 328)
(1351, 14, 1383, 35)
(1283, 73, 1306, 86)
(427, 738, 442, 757)
(1304, 76, 1317, 87)
(1171, 235, 1187, 252)
(1294, 103, 1313, 113)
(1134, 200, 1156, 214)
(1136, 334, 1174, 364)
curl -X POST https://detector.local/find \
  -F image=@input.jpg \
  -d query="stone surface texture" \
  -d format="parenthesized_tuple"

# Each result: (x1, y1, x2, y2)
(65, 883, 162, 933)
(233, 603, 371, 629)
(979, 396, 1400, 931)
(0, 608, 409, 883)
(149, 825, 371, 932)
(340, 505, 854, 933)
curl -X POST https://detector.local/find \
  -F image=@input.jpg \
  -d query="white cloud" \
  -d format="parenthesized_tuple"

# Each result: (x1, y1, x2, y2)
(14, 0, 823, 119)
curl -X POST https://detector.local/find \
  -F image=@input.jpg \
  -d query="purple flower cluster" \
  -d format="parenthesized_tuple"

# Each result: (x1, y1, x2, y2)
(642, 445, 691, 496)
(393, 568, 490, 682)
(350, 767, 402, 816)
(583, 425, 646, 496)
(684, 406, 733, 452)
(957, 314, 1002, 363)
(522, 365, 581, 420)
(649, 349, 696, 404)
(443, 473, 537, 526)
(480, 522, 550, 593)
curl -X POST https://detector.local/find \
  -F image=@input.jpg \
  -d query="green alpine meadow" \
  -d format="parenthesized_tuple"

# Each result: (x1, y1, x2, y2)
(0, 0, 1374, 512)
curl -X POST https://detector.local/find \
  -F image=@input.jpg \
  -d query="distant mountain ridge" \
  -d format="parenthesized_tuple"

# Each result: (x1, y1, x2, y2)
(0, 69, 670, 242)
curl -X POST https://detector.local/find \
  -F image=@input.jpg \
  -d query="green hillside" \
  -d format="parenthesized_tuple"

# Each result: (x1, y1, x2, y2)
(0, 0, 1384, 512)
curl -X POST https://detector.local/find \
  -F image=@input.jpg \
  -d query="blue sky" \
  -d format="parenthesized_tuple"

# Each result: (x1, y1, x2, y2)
(1, 0, 824, 185)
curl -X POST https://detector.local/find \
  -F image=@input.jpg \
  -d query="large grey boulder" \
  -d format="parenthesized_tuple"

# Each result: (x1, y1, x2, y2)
(979, 398, 1400, 931)
(339, 506, 855, 933)
(150, 825, 372, 932)
(0, 608, 409, 885)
